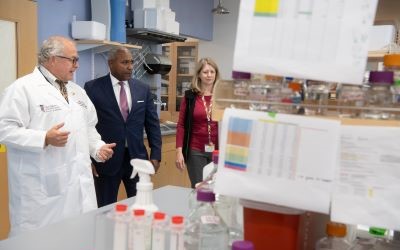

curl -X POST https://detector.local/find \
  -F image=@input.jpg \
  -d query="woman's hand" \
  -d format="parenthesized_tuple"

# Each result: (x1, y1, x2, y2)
(175, 148, 185, 171)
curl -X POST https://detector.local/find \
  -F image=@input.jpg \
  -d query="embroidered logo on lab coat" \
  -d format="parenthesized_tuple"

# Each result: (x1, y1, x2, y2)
(76, 100, 88, 109)
(39, 104, 62, 112)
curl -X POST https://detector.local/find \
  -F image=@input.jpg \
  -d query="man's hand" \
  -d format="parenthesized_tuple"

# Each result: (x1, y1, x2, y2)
(151, 159, 160, 172)
(45, 123, 70, 147)
(97, 143, 116, 162)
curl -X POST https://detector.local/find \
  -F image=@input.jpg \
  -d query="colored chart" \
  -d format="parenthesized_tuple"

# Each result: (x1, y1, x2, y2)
(254, 0, 279, 16)
(225, 117, 253, 171)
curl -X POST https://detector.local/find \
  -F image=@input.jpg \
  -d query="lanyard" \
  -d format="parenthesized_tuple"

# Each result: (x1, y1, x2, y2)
(201, 95, 213, 145)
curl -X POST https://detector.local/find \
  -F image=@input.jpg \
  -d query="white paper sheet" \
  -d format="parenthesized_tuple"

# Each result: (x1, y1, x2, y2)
(214, 108, 341, 213)
(233, 0, 378, 84)
(331, 126, 400, 231)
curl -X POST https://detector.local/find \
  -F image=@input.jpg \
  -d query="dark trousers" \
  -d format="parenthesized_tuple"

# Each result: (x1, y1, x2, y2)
(94, 148, 139, 207)
(186, 149, 212, 188)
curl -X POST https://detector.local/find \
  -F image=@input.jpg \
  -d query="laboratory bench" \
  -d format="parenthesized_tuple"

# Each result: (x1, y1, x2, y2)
(0, 185, 191, 250)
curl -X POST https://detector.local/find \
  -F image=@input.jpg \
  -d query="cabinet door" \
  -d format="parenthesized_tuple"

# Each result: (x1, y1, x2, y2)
(175, 42, 198, 112)
(161, 44, 171, 113)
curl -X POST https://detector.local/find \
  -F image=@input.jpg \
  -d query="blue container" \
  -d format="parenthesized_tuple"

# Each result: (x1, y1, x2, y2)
(110, 0, 126, 43)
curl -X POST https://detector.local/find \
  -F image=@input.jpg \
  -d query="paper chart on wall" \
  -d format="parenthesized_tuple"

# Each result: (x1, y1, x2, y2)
(331, 125, 400, 231)
(233, 0, 378, 84)
(214, 108, 341, 213)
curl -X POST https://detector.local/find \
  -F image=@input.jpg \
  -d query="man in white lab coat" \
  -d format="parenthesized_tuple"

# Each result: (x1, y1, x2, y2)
(0, 36, 116, 237)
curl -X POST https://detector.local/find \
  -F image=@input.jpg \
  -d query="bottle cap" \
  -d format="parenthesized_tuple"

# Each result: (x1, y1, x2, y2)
(232, 240, 255, 250)
(369, 227, 387, 237)
(153, 212, 166, 220)
(133, 209, 145, 217)
(212, 150, 219, 164)
(326, 222, 347, 237)
(232, 71, 251, 79)
(369, 71, 394, 85)
(115, 204, 128, 212)
(384, 54, 400, 67)
(288, 82, 302, 92)
(196, 188, 215, 202)
(171, 215, 184, 224)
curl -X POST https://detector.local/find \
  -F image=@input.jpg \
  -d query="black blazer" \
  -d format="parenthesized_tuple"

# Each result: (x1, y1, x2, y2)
(84, 74, 162, 176)
(182, 89, 196, 161)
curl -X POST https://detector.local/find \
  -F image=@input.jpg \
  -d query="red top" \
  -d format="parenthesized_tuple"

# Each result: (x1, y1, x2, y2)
(176, 95, 218, 152)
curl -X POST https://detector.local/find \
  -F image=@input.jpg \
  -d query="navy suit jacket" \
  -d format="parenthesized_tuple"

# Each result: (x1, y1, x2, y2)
(84, 74, 162, 176)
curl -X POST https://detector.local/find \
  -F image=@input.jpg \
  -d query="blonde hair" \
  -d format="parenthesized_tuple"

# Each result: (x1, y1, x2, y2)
(190, 57, 220, 94)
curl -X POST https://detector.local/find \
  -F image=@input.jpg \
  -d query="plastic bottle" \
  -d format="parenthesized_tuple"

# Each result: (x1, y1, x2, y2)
(151, 212, 167, 250)
(231, 240, 255, 250)
(315, 222, 352, 250)
(169, 216, 185, 250)
(99, 203, 129, 250)
(184, 188, 229, 250)
(129, 209, 151, 250)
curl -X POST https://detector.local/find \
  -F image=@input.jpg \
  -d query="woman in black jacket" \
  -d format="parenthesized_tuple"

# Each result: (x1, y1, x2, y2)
(175, 57, 220, 188)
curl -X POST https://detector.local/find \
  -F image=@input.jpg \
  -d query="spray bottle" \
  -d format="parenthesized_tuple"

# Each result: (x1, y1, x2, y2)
(130, 159, 158, 212)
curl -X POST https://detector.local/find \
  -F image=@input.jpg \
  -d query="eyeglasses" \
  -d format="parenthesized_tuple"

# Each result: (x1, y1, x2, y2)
(55, 55, 79, 65)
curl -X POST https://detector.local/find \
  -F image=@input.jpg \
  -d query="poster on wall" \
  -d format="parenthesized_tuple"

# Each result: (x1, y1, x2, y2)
(233, 0, 378, 84)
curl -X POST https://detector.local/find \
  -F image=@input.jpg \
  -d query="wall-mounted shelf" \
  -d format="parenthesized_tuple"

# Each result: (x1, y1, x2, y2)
(75, 39, 142, 53)
(212, 80, 400, 122)
(126, 28, 187, 44)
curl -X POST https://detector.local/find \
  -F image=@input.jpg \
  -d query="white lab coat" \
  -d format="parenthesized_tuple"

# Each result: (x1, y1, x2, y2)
(0, 68, 105, 236)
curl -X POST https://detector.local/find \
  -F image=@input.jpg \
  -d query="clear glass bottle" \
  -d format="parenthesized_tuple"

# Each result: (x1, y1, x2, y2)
(151, 212, 167, 250)
(188, 150, 243, 247)
(369, 228, 400, 250)
(383, 54, 400, 85)
(231, 240, 255, 250)
(287, 80, 303, 114)
(169, 216, 185, 250)
(184, 188, 229, 250)
(232, 71, 251, 100)
(188, 150, 219, 210)
(361, 71, 394, 120)
(315, 222, 352, 250)
(303, 82, 330, 116)
(384, 54, 400, 119)
(337, 83, 366, 118)
(350, 227, 387, 250)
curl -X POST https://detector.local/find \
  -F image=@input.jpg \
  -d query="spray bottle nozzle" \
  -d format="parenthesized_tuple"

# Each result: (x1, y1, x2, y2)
(130, 159, 155, 182)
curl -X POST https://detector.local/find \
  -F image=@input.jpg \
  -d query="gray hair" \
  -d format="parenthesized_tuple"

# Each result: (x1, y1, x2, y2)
(107, 46, 131, 61)
(38, 36, 67, 65)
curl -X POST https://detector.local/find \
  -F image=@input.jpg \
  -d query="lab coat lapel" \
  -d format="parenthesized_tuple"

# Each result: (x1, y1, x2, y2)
(34, 69, 69, 105)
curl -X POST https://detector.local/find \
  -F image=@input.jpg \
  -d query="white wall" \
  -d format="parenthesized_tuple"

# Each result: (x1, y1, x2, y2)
(199, 0, 240, 80)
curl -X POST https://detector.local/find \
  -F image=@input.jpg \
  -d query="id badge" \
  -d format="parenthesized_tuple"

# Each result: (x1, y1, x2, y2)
(204, 143, 215, 153)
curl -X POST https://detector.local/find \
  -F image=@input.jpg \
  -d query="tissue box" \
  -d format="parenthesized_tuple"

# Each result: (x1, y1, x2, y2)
(72, 21, 106, 40)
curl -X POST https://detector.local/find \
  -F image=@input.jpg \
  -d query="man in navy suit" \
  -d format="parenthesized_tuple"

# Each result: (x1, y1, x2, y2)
(84, 46, 162, 207)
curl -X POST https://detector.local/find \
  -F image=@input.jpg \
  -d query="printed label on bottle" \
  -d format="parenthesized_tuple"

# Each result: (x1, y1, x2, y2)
(200, 215, 220, 224)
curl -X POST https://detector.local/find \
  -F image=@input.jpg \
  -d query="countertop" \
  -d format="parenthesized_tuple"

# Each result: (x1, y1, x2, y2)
(0, 185, 191, 250)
